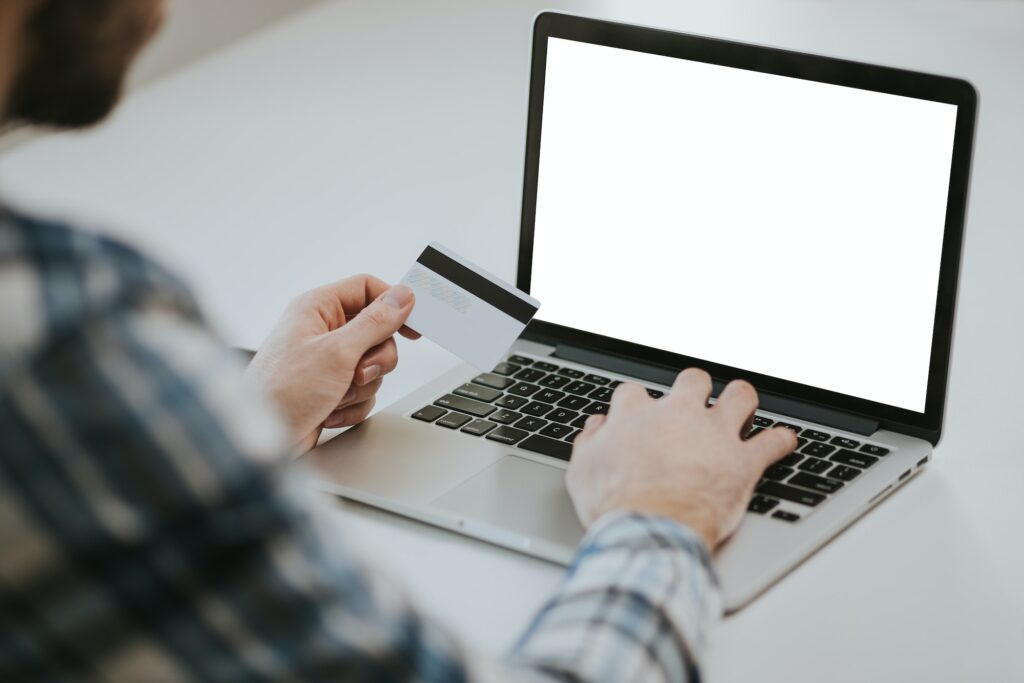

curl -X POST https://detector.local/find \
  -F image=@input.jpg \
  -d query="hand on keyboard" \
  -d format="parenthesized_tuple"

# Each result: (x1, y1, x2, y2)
(566, 368, 797, 548)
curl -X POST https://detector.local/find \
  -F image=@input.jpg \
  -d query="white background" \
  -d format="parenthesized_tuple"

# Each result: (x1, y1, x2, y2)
(532, 38, 959, 411)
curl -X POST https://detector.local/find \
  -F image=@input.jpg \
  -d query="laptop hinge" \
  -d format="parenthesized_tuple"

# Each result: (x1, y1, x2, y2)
(553, 344, 881, 436)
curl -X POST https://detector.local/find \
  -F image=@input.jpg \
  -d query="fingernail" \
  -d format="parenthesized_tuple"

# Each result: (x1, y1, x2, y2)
(358, 364, 381, 385)
(382, 285, 413, 309)
(343, 386, 357, 401)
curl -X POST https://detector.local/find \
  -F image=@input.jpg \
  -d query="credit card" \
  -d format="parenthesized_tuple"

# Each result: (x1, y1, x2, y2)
(400, 242, 541, 371)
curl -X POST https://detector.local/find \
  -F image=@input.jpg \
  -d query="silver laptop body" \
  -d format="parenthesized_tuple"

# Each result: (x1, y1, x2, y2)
(305, 13, 976, 611)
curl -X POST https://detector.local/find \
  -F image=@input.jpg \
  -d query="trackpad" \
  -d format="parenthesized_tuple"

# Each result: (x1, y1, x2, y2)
(431, 455, 585, 548)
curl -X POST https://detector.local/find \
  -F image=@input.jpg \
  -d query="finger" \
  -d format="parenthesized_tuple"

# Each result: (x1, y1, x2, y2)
(573, 413, 607, 447)
(670, 368, 713, 408)
(609, 382, 647, 412)
(355, 338, 399, 385)
(337, 378, 383, 409)
(713, 379, 759, 434)
(331, 285, 415, 358)
(324, 397, 377, 429)
(747, 426, 798, 469)
(292, 274, 393, 329)
(322, 274, 392, 315)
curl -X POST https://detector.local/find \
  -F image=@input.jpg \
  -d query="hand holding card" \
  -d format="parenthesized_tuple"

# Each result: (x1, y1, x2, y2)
(400, 243, 541, 370)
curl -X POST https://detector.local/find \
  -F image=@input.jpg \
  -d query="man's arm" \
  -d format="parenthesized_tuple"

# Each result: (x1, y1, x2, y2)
(510, 513, 720, 682)
(2, 275, 790, 682)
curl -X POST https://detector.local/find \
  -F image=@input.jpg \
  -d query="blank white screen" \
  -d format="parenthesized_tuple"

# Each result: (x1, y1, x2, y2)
(531, 38, 958, 412)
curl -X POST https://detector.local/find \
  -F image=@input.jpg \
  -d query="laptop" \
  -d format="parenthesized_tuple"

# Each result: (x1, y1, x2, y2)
(305, 12, 976, 611)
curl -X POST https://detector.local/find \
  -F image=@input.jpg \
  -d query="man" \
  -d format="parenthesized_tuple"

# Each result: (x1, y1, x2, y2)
(0, 1, 795, 681)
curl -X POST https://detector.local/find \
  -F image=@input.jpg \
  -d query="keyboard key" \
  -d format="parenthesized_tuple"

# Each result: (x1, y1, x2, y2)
(495, 394, 529, 410)
(796, 437, 808, 449)
(436, 412, 472, 429)
(764, 465, 794, 481)
(748, 495, 779, 514)
(486, 426, 529, 445)
(583, 373, 610, 385)
(521, 401, 554, 417)
(558, 395, 590, 410)
(827, 464, 861, 481)
(558, 368, 585, 378)
(492, 362, 522, 376)
(454, 383, 502, 403)
(801, 429, 831, 442)
(539, 375, 571, 389)
(547, 408, 579, 424)
(830, 436, 861, 449)
(570, 415, 590, 429)
(831, 449, 878, 469)
(798, 457, 832, 474)
(860, 444, 890, 456)
(589, 387, 614, 402)
(778, 452, 803, 467)
(472, 373, 516, 390)
(565, 381, 597, 395)
(608, 380, 623, 389)
(582, 402, 609, 415)
(646, 389, 665, 398)
(514, 368, 546, 383)
(507, 382, 541, 397)
(746, 426, 765, 439)
(533, 361, 559, 372)
(519, 434, 573, 461)
(434, 394, 495, 417)
(753, 415, 775, 427)
(802, 442, 836, 457)
(540, 423, 574, 439)
(775, 422, 803, 432)
(514, 416, 548, 432)
(489, 409, 521, 425)
(412, 406, 447, 423)
(535, 389, 566, 404)
(461, 419, 497, 436)
(755, 481, 826, 507)
(789, 472, 844, 494)
(507, 355, 533, 365)
(772, 510, 801, 522)
(565, 429, 582, 443)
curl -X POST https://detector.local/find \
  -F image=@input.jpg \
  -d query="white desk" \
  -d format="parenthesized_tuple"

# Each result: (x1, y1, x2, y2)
(2, 1, 1022, 680)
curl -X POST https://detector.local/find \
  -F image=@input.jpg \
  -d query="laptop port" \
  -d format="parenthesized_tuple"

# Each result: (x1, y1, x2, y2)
(899, 469, 912, 481)
(917, 455, 930, 467)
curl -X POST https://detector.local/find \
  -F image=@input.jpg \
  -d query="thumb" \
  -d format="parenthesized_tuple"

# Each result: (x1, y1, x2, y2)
(750, 426, 798, 470)
(332, 285, 415, 357)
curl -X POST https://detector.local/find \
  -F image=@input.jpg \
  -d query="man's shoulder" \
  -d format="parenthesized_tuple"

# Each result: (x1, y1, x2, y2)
(0, 208, 201, 376)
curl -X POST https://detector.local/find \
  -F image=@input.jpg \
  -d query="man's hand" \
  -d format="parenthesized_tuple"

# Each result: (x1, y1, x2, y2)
(566, 368, 797, 549)
(246, 275, 417, 453)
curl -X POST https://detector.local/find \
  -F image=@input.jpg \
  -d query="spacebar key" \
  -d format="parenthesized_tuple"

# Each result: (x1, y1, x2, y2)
(519, 435, 573, 461)
(755, 481, 826, 507)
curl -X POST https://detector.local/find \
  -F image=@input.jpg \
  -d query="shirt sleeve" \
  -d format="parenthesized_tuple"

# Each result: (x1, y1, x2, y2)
(508, 512, 721, 682)
(1, 301, 719, 682)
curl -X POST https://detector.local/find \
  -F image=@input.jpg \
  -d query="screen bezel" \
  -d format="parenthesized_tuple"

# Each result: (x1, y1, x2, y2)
(517, 12, 977, 443)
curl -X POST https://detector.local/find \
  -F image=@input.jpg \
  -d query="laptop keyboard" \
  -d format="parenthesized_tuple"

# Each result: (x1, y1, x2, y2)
(411, 354, 893, 524)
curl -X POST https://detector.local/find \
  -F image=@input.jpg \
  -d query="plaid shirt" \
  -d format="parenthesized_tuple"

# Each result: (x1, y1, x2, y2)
(0, 208, 720, 682)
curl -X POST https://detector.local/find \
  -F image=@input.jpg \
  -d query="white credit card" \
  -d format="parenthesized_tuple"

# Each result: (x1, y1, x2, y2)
(400, 242, 541, 371)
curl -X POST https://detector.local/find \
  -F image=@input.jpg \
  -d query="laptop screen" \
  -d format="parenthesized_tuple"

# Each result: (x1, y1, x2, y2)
(529, 37, 959, 413)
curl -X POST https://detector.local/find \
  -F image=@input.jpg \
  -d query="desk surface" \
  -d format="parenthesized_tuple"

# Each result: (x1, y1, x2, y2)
(2, 1, 1022, 680)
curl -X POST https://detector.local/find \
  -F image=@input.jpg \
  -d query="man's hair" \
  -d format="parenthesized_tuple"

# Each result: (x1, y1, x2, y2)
(7, 0, 155, 129)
